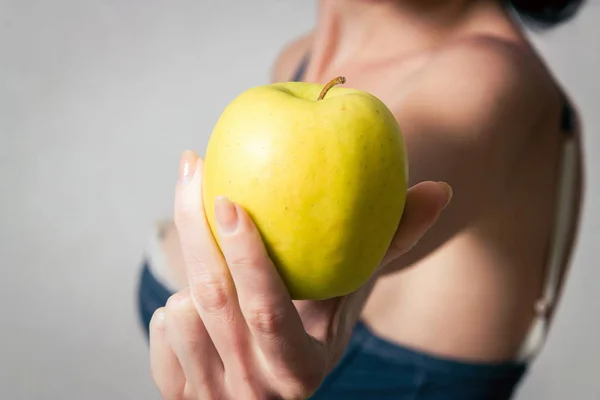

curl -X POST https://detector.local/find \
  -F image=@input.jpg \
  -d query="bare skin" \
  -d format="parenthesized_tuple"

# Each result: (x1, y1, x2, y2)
(159, 0, 583, 363)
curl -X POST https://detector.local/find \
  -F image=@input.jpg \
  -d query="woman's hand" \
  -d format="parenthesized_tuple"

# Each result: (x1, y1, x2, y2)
(149, 150, 452, 400)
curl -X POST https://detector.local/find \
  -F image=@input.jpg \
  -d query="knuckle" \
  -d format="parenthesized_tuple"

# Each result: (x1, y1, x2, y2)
(245, 300, 287, 337)
(227, 253, 263, 270)
(174, 203, 194, 227)
(391, 233, 418, 255)
(282, 375, 321, 400)
(165, 290, 194, 313)
(165, 290, 208, 353)
(174, 209, 202, 236)
(191, 272, 231, 315)
(275, 358, 326, 400)
(223, 371, 262, 400)
(164, 291, 196, 326)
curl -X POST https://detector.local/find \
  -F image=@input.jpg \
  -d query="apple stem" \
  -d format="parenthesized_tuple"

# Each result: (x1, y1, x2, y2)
(317, 76, 346, 101)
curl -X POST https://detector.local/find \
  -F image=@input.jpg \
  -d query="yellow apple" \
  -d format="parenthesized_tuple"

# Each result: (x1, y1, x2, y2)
(202, 77, 408, 300)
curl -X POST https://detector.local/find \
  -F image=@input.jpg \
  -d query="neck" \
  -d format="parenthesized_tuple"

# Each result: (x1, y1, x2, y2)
(306, 0, 503, 81)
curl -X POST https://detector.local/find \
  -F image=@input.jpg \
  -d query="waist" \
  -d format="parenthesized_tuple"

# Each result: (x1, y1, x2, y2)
(362, 261, 541, 363)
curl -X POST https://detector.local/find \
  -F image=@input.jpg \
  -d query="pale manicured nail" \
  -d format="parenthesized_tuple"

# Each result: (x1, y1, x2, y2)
(437, 181, 453, 209)
(178, 150, 198, 184)
(215, 196, 239, 235)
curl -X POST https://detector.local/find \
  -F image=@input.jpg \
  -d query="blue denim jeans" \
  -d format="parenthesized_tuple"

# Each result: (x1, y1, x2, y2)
(137, 261, 527, 399)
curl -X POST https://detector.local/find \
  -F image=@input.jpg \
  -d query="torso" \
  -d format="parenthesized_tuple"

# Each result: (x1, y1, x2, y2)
(362, 142, 583, 363)
(277, 23, 584, 364)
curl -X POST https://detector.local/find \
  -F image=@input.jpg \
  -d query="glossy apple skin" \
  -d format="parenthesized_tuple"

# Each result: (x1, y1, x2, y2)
(203, 81, 408, 300)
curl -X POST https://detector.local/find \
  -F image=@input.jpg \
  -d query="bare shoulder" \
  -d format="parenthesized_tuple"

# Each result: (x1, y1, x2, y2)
(403, 35, 565, 141)
(270, 33, 313, 83)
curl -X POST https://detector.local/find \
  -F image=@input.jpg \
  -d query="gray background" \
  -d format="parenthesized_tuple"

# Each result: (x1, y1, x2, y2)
(0, 1, 598, 399)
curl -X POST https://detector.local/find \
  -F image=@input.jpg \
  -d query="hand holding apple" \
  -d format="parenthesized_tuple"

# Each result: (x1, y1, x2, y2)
(149, 149, 450, 400)
(148, 78, 452, 399)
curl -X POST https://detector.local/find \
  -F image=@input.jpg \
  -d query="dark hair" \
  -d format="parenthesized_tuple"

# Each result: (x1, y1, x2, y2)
(508, 0, 586, 29)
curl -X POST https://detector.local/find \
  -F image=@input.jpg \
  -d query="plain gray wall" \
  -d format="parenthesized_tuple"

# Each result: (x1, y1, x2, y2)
(1, 1, 598, 399)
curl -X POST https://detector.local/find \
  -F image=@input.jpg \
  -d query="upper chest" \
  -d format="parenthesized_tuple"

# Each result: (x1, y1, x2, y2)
(304, 52, 433, 111)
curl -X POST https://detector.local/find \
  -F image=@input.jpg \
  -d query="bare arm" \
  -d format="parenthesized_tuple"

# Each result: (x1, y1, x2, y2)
(382, 38, 561, 273)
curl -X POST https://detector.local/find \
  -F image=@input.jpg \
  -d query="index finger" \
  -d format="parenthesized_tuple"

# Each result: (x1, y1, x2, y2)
(173, 150, 249, 365)
(213, 196, 326, 397)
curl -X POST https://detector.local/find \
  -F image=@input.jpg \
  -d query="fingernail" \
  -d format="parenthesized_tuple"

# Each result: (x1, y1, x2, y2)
(437, 181, 453, 209)
(215, 196, 239, 235)
(178, 150, 198, 184)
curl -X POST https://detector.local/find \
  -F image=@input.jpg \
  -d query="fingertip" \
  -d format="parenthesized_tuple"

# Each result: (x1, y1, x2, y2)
(436, 181, 453, 209)
(180, 149, 198, 161)
(407, 181, 453, 215)
(195, 157, 204, 176)
(174, 157, 205, 224)
(178, 150, 199, 184)
(151, 307, 167, 331)
(387, 181, 452, 258)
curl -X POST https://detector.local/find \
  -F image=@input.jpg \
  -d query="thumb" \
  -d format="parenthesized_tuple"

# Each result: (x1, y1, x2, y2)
(381, 181, 452, 266)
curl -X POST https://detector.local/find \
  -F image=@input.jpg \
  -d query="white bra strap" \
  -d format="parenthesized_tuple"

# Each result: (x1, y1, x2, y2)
(517, 136, 578, 362)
